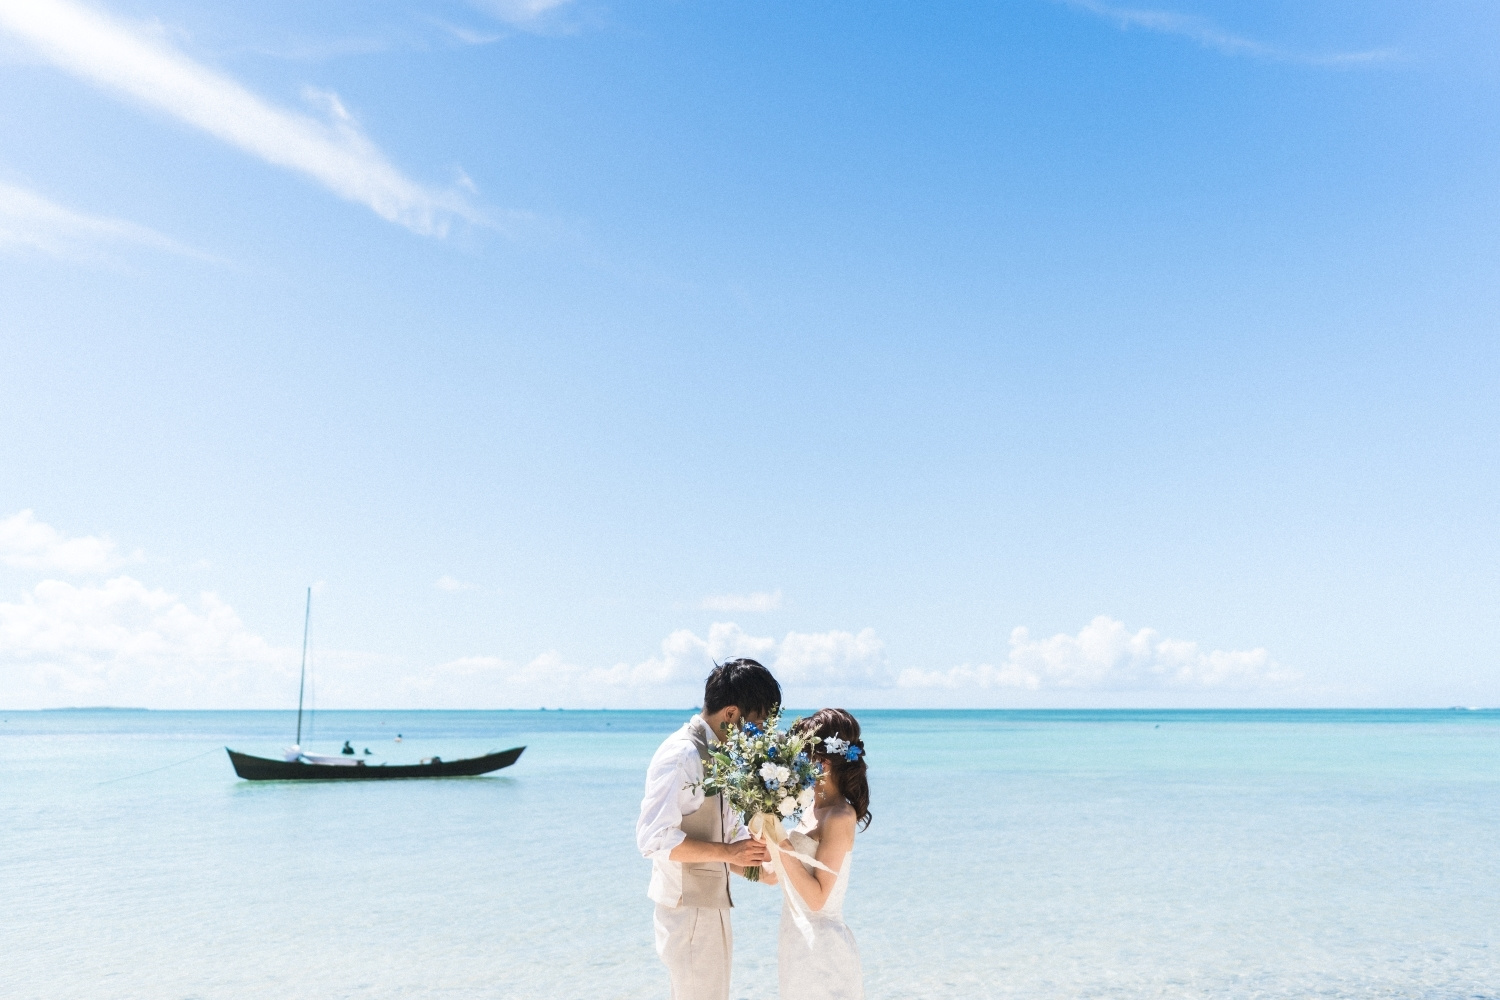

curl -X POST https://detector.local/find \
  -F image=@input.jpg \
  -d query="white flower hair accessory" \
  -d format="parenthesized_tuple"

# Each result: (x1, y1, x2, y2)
(819, 734, 865, 763)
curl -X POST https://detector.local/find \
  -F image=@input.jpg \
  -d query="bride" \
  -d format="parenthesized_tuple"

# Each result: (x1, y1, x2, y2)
(771, 708, 870, 1000)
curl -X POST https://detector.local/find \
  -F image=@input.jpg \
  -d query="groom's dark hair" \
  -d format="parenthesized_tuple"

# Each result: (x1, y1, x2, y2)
(703, 659, 781, 716)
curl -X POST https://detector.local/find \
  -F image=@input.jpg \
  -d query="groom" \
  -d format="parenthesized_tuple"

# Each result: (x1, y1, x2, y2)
(636, 658, 782, 1000)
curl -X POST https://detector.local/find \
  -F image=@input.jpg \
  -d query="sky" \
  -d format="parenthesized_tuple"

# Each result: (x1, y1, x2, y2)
(1, 0, 1497, 710)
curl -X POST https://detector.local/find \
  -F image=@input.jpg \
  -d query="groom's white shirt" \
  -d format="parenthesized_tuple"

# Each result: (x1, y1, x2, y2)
(637, 714, 751, 906)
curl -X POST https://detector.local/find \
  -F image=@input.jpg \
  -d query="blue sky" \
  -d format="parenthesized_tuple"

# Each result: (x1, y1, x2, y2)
(1, 0, 1496, 709)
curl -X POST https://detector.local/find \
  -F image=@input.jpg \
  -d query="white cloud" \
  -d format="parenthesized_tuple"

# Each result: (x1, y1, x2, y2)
(0, 575, 294, 708)
(899, 616, 1295, 692)
(0, 510, 135, 575)
(624, 621, 778, 686)
(700, 589, 784, 613)
(0, 0, 474, 235)
(400, 622, 892, 708)
(0, 520, 1294, 711)
(775, 628, 889, 687)
(1061, 0, 1398, 66)
(434, 575, 477, 592)
(0, 180, 191, 260)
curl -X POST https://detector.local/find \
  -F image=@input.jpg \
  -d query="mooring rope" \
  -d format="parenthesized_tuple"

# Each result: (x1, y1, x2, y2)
(96, 747, 222, 786)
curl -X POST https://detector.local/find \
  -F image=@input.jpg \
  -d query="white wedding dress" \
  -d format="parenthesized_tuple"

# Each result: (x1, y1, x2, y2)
(777, 827, 863, 1000)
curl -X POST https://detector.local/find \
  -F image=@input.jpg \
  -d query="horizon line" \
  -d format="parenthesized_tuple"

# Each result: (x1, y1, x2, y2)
(12, 705, 1496, 714)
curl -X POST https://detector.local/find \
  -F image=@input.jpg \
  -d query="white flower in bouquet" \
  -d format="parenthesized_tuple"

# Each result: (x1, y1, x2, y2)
(699, 708, 825, 879)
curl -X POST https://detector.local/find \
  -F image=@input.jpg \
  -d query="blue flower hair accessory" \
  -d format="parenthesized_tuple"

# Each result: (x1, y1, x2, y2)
(820, 735, 864, 763)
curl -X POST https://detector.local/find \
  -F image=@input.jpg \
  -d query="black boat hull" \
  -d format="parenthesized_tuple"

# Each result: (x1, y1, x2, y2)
(227, 746, 524, 780)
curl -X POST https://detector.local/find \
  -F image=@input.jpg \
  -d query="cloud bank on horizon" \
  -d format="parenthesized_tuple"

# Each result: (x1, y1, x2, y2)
(0, 511, 1294, 710)
(0, 509, 136, 575)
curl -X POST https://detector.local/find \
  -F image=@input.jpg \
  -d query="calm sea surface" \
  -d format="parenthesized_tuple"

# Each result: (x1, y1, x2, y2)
(3, 709, 1498, 999)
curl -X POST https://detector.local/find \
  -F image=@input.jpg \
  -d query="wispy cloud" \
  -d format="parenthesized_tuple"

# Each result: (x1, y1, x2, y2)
(0, 509, 139, 574)
(1061, 0, 1398, 66)
(434, 574, 478, 592)
(238, 35, 393, 63)
(469, 0, 577, 29)
(899, 616, 1296, 692)
(700, 589, 784, 613)
(0, 180, 191, 260)
(432, 21, 506, 47)
(0, 0, 474, 235)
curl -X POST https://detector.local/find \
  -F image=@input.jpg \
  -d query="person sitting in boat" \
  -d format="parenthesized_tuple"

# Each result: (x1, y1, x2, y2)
(341, 741, 355, 755)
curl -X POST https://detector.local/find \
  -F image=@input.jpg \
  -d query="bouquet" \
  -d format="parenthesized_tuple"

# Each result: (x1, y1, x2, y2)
(701, 708, 823, 882)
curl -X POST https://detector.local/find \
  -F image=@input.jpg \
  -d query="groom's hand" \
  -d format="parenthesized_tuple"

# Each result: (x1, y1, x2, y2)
(725, 838, 771, 867)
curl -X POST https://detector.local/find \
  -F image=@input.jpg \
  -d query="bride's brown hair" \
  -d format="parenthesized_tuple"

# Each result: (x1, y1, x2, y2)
(793, 708, 871, 830)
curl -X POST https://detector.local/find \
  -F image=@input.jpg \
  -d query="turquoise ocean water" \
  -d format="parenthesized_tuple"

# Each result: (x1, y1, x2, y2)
(4, 709, 1498, 999)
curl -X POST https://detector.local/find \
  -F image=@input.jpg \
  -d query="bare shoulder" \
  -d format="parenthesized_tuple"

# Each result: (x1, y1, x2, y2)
(819, 803, 858, 845)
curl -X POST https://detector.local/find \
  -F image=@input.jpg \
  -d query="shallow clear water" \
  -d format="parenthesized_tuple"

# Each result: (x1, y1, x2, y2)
(3, 709, 1498, 999)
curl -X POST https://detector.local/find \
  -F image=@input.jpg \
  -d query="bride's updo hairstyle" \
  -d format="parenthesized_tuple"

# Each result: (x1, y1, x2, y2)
(794, 708, 871, 830)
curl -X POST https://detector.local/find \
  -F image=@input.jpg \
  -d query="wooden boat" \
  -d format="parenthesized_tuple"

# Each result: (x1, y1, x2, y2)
(226, 746, 524, 781)
(226, 588, 524, 781)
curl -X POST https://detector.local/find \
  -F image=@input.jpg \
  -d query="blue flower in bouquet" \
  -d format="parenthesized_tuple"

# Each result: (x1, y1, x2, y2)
(699, 708, 832, 848)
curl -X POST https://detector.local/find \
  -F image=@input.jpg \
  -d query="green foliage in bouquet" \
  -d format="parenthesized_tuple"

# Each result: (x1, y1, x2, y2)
(700, 708, 823, 883)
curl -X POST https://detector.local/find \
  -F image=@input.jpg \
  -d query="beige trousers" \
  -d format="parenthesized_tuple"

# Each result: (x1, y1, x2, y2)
(653, 903, 732, 1000)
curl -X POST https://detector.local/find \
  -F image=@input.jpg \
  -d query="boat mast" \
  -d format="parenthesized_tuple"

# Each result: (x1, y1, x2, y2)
(295, 587, 311, 746)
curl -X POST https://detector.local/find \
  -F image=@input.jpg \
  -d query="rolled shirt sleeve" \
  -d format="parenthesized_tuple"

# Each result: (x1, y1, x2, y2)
(637, 746, 692, 861)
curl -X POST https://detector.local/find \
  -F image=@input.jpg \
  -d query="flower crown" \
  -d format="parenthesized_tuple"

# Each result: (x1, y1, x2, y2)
(819, 735, 864, 763)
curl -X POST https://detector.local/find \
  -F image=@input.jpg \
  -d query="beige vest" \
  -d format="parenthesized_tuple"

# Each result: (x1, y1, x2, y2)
(679, 721, 733, 909)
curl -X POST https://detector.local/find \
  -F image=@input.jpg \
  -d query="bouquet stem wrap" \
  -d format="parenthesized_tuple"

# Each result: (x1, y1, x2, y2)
(750, 812, 837, 944)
